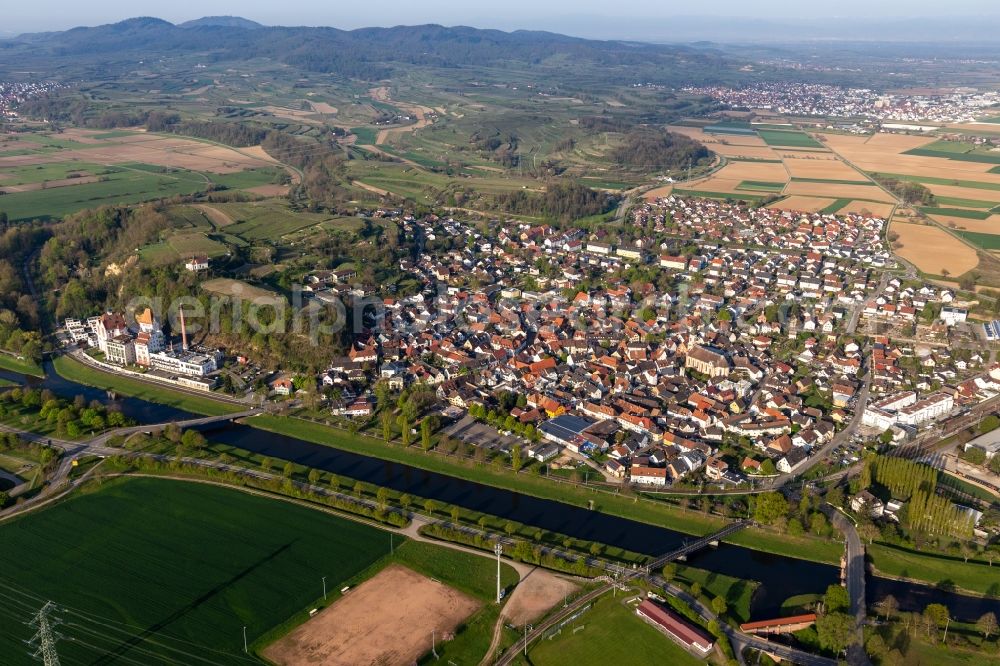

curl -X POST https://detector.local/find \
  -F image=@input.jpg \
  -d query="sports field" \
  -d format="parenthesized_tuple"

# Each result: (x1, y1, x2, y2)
(265, 564, 480, 666)
(527, 594, 702, 666)
(0, 477, 392, 665)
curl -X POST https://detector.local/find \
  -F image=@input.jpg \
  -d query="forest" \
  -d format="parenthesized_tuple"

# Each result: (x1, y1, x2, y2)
(491, 182, 618, 222)
(610, 130, 713, 170)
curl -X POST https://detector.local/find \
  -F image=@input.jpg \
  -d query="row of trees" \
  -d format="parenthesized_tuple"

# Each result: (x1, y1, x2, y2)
(906, 489, 975, 539)
(868, 454, 937, 501)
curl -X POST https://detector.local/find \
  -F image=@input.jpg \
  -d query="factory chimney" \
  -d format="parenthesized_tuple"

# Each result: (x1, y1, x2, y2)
(180, 308, 188, 351)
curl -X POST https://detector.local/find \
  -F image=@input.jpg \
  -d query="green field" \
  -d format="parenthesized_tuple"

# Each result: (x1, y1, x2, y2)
(350, 126, 378, 144)
(957, 231, 1000, 250)
(904, 141, 1000, 165)
(869, 172, 1000, 193)
(756, 130, 824, 148)
(934, 195, 1000, 209)
(0, 477, 393, 665)
(736, 180, 786, 192)
(921, 206, 993, 220)
(523, 594, 702, 666)
(0, 165, 209, 221)
(820, 198, 852, 214)
(869, 543, 1000, 596)
(52, 355, 240, 416)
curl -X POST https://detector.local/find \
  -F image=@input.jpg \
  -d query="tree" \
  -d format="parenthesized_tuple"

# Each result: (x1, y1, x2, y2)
(376, 486, 390, 512)
(754, 491, 789, 525)
(858, 521, 880, 545)
(810, 512, 828, 536)
(307, 468, 321, 485)
(450, 505, 461, 522)
(260, 456, 273, 473)
(511, 444, 523, 472)
(824, 584, 850, 614)
(662, 562, 677, 581)
(399, 417, 411, 447)
(759, 458, 776, 475)
(421, 418, 434, 451)
(399, 493, 411, 510)
(712, 595, 728, 616)
(329, 474, 339, 490)
(690, 582, 702, 598)
(424, 499, 437, 515)
(282, 461, 294, 478)
(865, 633, 888, 661)
(924, 603, 950, 639)
(381, 411, 393, 442)
(876, 594, 898, 621)
(978, 611, 998, 640)
(504, 521, 516, 537)
(816, 612, 853, 653)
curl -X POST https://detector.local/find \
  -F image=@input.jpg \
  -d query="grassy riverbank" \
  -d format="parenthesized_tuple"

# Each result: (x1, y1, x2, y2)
(0, 353, 44, 377)
(869, 542, 1000, 598)
(248, 414, 843, 565)
(52, 354, 242, 416)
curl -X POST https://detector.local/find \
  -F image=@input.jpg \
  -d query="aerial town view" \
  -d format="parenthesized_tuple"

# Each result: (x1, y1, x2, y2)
(3, 1, 1000, 665)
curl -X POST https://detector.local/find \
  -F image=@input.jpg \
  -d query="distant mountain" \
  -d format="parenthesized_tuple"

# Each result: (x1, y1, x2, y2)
(1, 17, 749, 86)
(178, 16, 264, 30)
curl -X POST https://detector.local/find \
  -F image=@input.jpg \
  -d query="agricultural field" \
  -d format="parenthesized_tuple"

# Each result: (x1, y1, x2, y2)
(767, 195, 841, 213)
(669, 125, 781, 161)
(0, 128, 286, 221)
(0, 477, 393, 665)
(782, 180, 894, 202)
(890, 220, 979, 276)
(757, 129, 825, 148)
(683, 160, 789, 197)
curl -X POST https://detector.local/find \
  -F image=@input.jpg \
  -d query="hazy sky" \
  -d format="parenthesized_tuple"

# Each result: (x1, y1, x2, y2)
(3, 0, 998, 36)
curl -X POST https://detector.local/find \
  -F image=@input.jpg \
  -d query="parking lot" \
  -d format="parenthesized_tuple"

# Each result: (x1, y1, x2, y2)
(442, 415, 524, 455)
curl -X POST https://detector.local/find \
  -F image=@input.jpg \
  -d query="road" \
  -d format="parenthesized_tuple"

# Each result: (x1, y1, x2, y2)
(772, 369, 873, 489)
(825, 506, 870, 666)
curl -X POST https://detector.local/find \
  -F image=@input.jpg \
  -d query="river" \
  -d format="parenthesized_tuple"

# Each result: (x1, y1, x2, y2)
(4, 359, 1000, 622)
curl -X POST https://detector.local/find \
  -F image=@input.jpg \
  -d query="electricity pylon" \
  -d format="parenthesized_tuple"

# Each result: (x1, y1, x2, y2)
(27, 601, 62, 666)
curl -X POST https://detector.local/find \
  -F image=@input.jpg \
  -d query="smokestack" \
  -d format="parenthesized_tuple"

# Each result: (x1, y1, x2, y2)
(180, 308, 188, 352)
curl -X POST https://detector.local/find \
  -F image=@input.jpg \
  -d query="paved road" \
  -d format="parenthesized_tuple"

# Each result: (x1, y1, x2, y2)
(825, 506, 870, 666)
(771, 369, 872, 490)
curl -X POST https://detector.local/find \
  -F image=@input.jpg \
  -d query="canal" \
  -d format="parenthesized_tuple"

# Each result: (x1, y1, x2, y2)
(4, 360, 1000, 621)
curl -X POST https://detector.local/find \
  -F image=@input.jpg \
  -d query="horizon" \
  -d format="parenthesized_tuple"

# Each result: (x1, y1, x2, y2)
(3, 7, 1000, 43)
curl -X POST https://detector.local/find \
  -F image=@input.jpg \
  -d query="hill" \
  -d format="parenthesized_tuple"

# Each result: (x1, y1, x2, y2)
(0, 17, 751, 85)
(178, 15, 264, 30)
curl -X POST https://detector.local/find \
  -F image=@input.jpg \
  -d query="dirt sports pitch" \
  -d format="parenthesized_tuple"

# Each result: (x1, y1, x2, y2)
(264, 564, 480, 666)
